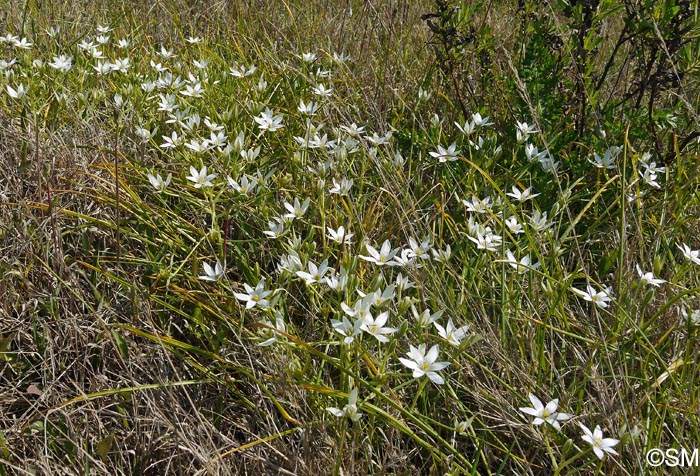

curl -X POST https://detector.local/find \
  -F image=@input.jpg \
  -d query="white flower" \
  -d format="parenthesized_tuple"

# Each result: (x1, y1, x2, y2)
(399, 344, 450, 385)
(327, 388, 362, 422)
(326, 267, 349, 291)
(186, 36, 202, 44)
(254, 107, 284, 132)
(147, 172, 172, 192)
(229, 63, 256, 77)
(331, 316, 363, 344)
(227, 174, 259, 195)
(160, 131, 183, 149)
(283, 197, 311, 220)
(263, 219, 287, 239)
(135, 126, 153, 143)
(329, 177, 353, 195)
(406, 237, 432, 260)
(681, 307, 700, 327)
(48, 54, 72, 72)
(157, 46, 175, 58)
(342, 297, 372, 322)
(240, 145, 261, 161)
(429, 143, 461, 162)
(395, 273, 414, 292)
(462, 195, 492, 214)
(199, 260, 224, 282)
(359, 240, 400, 266)
(366, 131, 392, 146)
(505, 250, 540, 274)
(298, 99, 318, 116)
(589, 147, 619, 169)
(472, 112, 493, 127)
(529, 210, 551, 233)
(636, 265, 665, 287)
(506, 186, 539, 202)
(187, 165, 217, 188)
(193, 58, 209, 69)
(516, 120, 537, 143)
(277, 251, 303, 275)
(455, 120, 476, 136)
(327, 226, 354, 245)
(13, 37, 32, 49)
(361, 311, 397, 343)
(467, 231, 502, 252)
(333, 52, 351, 63)
(469, 136, 484, 150)
(181, 82, 204, 97)
(639, 153, 665, 174)
(93, 60, 113, 75)
(258, 312, 287, 347)
(392, 248, 421, 268)
(678, 243, 700, 265)
(639, 168, 660, 188)
(359, 285, 395, 308)
(504, 216, 524, 234)
(411, 306, 444, 328)
(339, 122, 366, 137)
(312, 84, 332, 97)
(295, 259, 331, 285)
(6, 84, 28, 99)
(434, 318, 469, 347)
(539, 157, 560, 175)
(207, 131, 227, 149)
(519, 394, 571, 431)
(301, 52, 317, 63)
(571, 284, 613, 308)
(0, 58, 17, 70)
(112, 57, 130, 73)
(234, 280, 272, 309)
(525, 143, 547, 163)
(431, 245, 452, 262)
(184, 138, 211, 153)
(580, 424, 619, 460)
(46, 26, 60, 37)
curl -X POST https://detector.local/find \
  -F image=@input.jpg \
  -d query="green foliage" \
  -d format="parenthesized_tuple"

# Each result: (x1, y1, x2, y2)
(0, 1, 699, 475)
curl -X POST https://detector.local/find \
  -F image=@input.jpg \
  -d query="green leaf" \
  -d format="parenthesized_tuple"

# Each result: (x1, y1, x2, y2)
(96, 434, 116, 460)
(111, 329, 129, 360)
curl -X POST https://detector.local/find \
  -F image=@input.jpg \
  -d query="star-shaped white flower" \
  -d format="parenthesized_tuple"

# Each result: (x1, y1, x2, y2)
(295, 259, 331, 285)
(636, 265, 666, 287)
(327, 388, 363, 422)
(331, 316, 363, 344)
(6, 83, 28, 99)
(198, 260, 224, 282)
(327, 225, 354, 245)
(506, 185, 540, 202)
(187, 165, 217, 188)
(580, 423, 619, 460)
(429, 142, 461, 162)
(678, 243, 700, 265)
(359, 240, 400, 266)
(434, 318, 469, 347)
(571, 284, 613, 308)
(254, 107, 284, 132)
(234, 280, 272, 309)
(360, 311, 397, 343)
(399, 344, 450, 385)
(147, 172, 172, 192)
(519, 394, 571, 431)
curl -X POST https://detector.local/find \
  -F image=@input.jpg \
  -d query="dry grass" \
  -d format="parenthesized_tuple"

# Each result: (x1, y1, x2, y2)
(1, 1, 699, 475)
